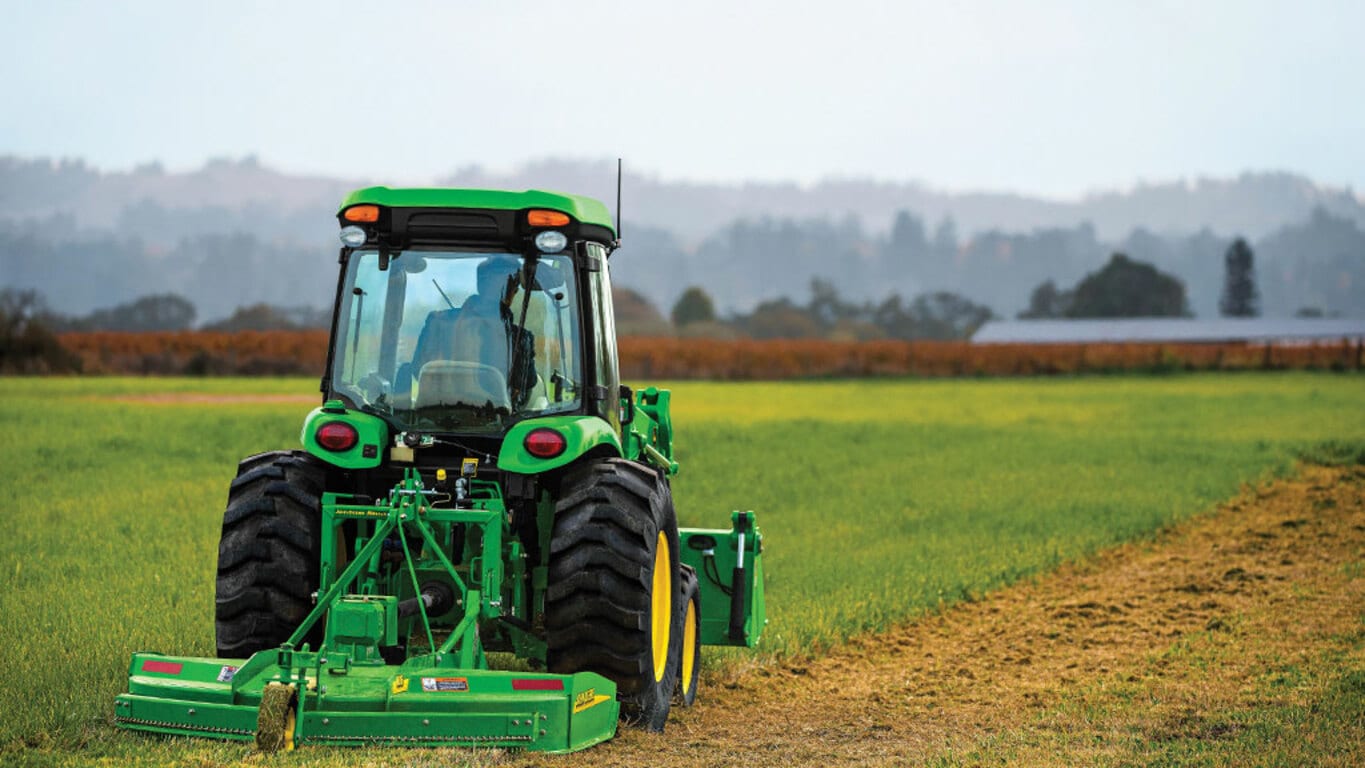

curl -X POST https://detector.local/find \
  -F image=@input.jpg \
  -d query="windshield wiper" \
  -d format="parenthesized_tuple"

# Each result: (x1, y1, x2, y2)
(431, 278, 456, 310)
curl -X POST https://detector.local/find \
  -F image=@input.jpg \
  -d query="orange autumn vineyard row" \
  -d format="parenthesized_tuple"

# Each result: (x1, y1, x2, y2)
(57, 331, 1364, 378)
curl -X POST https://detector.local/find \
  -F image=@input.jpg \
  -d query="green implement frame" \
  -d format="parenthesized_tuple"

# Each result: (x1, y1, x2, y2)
(114, 469, 620, 752)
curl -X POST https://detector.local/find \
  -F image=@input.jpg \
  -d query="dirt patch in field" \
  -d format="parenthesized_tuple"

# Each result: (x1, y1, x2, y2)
(100, 393, 316, 405)
(511, 463, 1364, 767)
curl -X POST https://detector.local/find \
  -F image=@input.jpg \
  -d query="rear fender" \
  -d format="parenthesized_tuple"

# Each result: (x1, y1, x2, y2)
(300, 401, 388, 470)
(497, 415, 621, 474)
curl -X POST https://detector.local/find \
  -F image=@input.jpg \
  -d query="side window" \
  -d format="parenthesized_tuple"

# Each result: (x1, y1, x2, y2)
(584, 243, 620, 424)
(334, 253, 389, 389)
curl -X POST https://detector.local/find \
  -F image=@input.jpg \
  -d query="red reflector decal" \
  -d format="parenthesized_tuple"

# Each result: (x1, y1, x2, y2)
(141, 660, 183, 675)
(512, 678, 564, 691)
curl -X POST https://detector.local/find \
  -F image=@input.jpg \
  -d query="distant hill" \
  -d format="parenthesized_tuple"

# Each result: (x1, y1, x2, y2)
(2, 155, 1361, 321)
(5, 155, 1362, 242)
(0, 155, 356, 247)
(445, 161, 1365, 243)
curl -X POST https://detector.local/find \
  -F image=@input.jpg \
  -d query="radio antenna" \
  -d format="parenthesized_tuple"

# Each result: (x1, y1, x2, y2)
(614, 157, 623, 251)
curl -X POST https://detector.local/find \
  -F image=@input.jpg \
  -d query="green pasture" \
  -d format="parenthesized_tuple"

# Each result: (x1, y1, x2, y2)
(1, 373, 1363, 764)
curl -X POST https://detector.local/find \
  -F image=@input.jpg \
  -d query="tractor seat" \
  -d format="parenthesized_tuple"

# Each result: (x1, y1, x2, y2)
(412, 295, 514, 411)
(411, 308, 461, 376)
(413, 361, 511, 411)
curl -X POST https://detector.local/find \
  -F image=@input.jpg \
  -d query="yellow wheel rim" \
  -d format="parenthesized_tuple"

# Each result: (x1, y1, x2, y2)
(283, 706, 296, 752)
(681, 596, 697, 695)
(650, 531, 671, 683)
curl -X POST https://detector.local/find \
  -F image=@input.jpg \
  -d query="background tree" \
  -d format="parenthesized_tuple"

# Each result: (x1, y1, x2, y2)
(1066, 253, 1191, 318)
(201, 303, 299, 332)
(881, 210, 929, 285)
(736, 297, 823, 339)
(76, 293, 197, 331)
(1018, 279, 1073, 319)
(612, 286, 671, 336)
(0, 289, 80, 373)
(670, 286, 716, 327)
(807, 278, 861, 327)
(1219, 237, 1260, 316)
(906, 291, 996, 339)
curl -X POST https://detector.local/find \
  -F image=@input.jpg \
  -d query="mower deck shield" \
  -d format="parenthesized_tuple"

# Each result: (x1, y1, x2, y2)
(115, 652, 618, 753)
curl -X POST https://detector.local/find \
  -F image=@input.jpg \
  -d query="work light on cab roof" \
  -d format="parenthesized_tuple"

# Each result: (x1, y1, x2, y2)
(338, 226, 366, 247)
(534, 230, 568, 253)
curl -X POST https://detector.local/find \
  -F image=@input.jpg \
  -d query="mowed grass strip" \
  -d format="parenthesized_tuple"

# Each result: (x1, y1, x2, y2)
(670, 375, 1365, 656)
(0, 373, 1361, 760)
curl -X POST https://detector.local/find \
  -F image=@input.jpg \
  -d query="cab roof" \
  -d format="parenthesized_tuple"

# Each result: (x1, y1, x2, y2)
(339, 187, 616, 238)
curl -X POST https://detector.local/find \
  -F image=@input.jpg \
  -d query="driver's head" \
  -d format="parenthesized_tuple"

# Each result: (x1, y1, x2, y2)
(476, 254, 521, 299)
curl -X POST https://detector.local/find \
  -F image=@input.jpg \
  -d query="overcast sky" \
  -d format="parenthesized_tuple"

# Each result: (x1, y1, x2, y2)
(5, 0, 1362, 198)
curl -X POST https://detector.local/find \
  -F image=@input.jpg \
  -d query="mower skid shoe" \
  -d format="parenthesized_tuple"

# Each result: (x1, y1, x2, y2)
(115, 652, 619, 753)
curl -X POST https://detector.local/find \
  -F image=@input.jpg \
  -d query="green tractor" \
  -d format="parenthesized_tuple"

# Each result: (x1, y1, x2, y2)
(114, 188, 765, 752)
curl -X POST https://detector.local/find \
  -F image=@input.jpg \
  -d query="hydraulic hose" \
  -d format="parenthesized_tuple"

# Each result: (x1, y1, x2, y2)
(728, 514, 751, 643)
(397, 582, 456, 619)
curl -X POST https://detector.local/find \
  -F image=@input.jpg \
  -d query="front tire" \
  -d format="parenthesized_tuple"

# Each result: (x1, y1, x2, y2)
(214, 450, 325, 658)
(675, 565, 701, 707)
(546, 458, 682, 731)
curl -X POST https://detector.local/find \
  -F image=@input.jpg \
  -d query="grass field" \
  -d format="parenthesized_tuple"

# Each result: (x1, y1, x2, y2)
(1, 373, 1362, 765)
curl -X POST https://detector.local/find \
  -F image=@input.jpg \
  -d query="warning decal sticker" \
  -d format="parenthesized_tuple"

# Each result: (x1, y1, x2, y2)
(421, 677, 469, 692)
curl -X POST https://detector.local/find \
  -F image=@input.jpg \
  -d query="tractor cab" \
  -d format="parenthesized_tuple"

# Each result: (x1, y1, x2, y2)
(325, 188, 622, 442)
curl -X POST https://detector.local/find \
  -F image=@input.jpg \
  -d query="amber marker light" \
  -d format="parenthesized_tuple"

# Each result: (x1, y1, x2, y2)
(527, 209, 570, 227)
(343, 205, 381, 223)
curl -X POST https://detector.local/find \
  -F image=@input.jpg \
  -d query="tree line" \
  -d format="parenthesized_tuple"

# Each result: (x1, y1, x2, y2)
(0, 288, 332, 372)
(611, 206, 1362, 323)
(5, 201, 1362, 334)
(0, 231, 1290, 374)
(1016, 237, 1262, 320)
(657, 235, 1271, 340)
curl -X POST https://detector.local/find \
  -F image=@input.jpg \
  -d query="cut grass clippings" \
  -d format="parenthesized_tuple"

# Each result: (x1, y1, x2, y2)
(531, 461, 1365, 768)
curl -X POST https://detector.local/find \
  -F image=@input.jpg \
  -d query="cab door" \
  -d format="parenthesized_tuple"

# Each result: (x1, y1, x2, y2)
(579, 242, 621, 433)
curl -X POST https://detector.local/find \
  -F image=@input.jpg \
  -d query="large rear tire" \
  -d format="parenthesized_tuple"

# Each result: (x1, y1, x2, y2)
(214, 450, 325, 658)
(546, 458, 682, 732)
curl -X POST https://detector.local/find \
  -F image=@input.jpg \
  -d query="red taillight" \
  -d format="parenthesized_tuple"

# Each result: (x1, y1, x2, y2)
(316, 421, 359, 452)
(524, 428, 566, 458)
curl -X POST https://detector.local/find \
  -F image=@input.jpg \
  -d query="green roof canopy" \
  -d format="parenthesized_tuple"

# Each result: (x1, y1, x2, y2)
(339, 186, 616, 237)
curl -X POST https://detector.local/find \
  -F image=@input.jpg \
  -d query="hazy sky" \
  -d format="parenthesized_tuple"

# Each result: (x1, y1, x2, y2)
(6, 0, 1362, 198)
